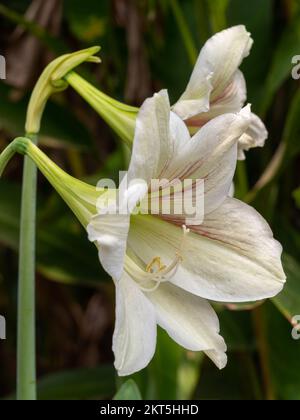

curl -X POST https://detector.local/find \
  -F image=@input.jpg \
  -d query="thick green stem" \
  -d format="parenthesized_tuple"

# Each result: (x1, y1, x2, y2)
(17, 133, 38, 400)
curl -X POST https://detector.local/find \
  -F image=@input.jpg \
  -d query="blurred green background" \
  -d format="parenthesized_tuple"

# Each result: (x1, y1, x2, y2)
(0, 0, 300, 400)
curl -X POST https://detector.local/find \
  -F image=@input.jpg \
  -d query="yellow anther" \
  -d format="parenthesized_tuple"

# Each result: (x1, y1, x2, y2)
(146, 257, 166, 273)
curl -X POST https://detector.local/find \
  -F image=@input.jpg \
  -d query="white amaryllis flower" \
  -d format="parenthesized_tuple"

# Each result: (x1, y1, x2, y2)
(87, 90, 285, 377)
(173, 25, 267, 160)
(65, 26, 267, 160)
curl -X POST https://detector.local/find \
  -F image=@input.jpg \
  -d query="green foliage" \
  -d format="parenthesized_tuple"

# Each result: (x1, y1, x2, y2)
(261, 13, 300, 114)
(273, 254, 300, 323)
(266, 304, 300, 400)
(294, 187, 300, 208)
(113, 380, 142, 401)
(13, 365, 115, 400)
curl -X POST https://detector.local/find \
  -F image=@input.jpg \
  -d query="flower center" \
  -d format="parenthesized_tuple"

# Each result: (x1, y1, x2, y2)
(125, 225, 189, 292)
(146, 257, 166, 274)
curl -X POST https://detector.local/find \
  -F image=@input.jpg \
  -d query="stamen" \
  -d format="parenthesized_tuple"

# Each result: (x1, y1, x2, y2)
(125, 225, 189, 293)
(146, 257, 166, 273)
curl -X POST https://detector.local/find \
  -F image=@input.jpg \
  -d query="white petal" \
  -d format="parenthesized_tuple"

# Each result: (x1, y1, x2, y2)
(173, 25, 253, 120)
(87, 213, 130, 281)
(127, 89, 172, 184)
(113, 273, 157, 376)
(186, 70, 247, 131)
(169, 110, 191, 156)
(172, 70, 213, 121)
(129, 206, 285, 303)
(147, 282, 227, 369)
(238, 113, 268, 160)
(161, 106, 251, 215)
(88, 89, 174, 280)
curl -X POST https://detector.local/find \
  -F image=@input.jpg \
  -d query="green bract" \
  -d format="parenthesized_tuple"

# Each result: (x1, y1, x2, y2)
(0, 137, 106, 228)
(66, 72, 137, 147)
(25, 46, 101, 135)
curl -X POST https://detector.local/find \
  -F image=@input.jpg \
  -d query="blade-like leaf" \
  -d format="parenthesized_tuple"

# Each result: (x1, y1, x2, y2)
(272, 254, 300, 324)
(113, 380, 142, 401)
(260, 14, 300, 114)
(266, 303, 300, 400)
(293, 187, 300, 208)
(5, 365, 116, 400)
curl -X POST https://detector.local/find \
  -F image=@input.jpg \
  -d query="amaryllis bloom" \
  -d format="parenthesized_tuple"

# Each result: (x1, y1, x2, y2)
(66, 26, 266, 160)
(87, 90, 286, 376)
(173, 25, 267, 160)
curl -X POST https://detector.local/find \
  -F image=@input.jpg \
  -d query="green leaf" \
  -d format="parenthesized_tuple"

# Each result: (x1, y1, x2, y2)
(65, 0, 109, 43)
(260, 14, 300, 114)
(113, 380, 142, 401)
(281, 88, 300, 162)
(0, 180, 21, 249)
(196, 353, 261, 400)
(272, 254, 300, 324)
(152, 0, 198, 103)
(148, 327, 183, 399)
(207, 0, 229, 33)
(293, 187, 300, 208)
(38, 365, 115, 400)
(245, 87, 300, 203)
(6, 365, 115, 400)
(219, 309, 256, 352)
(228, 0, 273, 108)
(266, 303, 300, 400)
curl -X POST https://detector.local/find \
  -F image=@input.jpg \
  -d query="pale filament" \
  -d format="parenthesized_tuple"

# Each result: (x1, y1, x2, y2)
(125, 225, 189, 293)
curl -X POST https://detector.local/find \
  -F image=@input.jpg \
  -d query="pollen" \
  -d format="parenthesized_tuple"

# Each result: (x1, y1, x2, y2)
(146, 257, 166, 274)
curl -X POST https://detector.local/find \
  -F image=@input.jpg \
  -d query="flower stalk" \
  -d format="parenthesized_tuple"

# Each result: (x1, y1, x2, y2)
(17, 133, 38, 400)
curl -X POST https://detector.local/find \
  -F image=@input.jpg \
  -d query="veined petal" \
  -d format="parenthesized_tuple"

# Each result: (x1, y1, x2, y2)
(181, 197, 286, 301)
(172, 69, 213, 121)
(238, 113, 268, 160)
(161, 106, 251, 215)
(173, 25, 253, 120)
(87, 90, 174, 280)
(186, 70, 247, 131)
(87, 213, 130, 281)
(129, 208, 285, 303)
(147, 282, 227, 369)
(127, 89, 172, 184)
(113, 273, 157, 376)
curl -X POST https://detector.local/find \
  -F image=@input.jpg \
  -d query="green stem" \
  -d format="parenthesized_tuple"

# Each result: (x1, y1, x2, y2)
(0, 142, 17, 177)
(17, 133, 38, 400)
(252, 306, 275, 400)
(169, 0, 198, 66)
